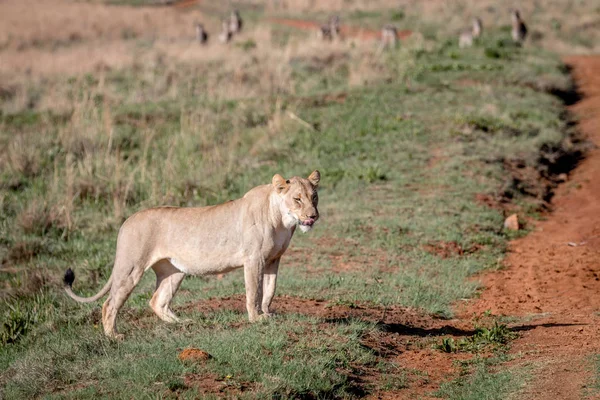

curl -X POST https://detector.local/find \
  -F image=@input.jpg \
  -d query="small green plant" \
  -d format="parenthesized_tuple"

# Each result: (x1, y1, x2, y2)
(484, 47, 502, 59)
(435, 337, 459, 353)
(165, 378, 187, 392)
(326, 298, 359, 309)
(433, 322, 517, 354)
(360, 165, 387, 183)
(551, 19, 562, 31)
(0, 301, 38, 346)
(470, 321, 518, 348)
(236, 39, 257, 51)
(350, 10, 382, 19)
(390, 10, 405, 21)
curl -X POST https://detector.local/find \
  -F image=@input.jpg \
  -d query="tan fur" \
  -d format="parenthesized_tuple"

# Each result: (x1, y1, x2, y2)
(219, 19, 232, 44)
(195, 22, 208, 45)
(511, 9, 528, 43)
(381, 24, 398, 49)
(64, 171, 320, 339)
(472, 17, 483, 38)
(318, 15, 341, 41)
(458, 17, 482, 48)
(229, 10, 243, 35)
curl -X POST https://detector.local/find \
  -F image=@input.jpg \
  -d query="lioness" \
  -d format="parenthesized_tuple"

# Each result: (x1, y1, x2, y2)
(63, 171, 320, 339)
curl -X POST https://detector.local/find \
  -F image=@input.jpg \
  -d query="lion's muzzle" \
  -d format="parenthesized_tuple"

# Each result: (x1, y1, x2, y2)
(301, 217, 317, 227)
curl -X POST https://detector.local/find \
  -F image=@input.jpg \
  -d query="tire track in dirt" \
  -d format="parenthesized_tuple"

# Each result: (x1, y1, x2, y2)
(181, 294, 550, 399)
(459, 55, 600, 400)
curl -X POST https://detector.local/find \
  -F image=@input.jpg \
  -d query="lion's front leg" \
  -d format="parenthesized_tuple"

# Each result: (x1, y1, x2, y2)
(262, 258, 280, 316)
(243, 258, 264, 322)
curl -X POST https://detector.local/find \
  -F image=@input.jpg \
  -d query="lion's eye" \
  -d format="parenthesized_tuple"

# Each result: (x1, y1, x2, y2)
(294, 198, 301, 204)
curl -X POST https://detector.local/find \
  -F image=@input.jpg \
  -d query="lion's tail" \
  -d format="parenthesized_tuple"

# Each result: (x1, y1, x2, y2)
(63, 268, 112, 303)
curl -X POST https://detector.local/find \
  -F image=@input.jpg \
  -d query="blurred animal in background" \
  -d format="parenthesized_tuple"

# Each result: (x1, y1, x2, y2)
(472, 17, 483, 38)
(329, 15, 341, 40)
(318, 15, 341, 41)
(381, 24, 398, 48)
(229, 10, 243, 34)
(317, 23, 333, 41)
(459, 31, 473, 48)
(219, 19, 232, 43)
(458, 17, 483, 48)
(195, 22, 208, 45)
(511, 9, 528, 44)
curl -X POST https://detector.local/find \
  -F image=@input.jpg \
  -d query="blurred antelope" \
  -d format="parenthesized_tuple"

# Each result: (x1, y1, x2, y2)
(329, 15, 340, 40)
(511, 9, 528, 44)
(458, 17, 483, 48)
(381, 24, 398, 48)
(229, 10, 243, 34)
(318, 15, 341, 41)
(195, 22, 208, 45)
(472, 17, 483, 38)
(317, 24, 333, 41)
(219, 20, 232, 43)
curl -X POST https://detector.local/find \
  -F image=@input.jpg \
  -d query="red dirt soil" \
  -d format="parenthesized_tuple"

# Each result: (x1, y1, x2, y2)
(459, 55, 600, 399)
(178, 348, 212, 362)
(172, 0, 200, 9)
(269, 18, 412, 41)
(185, 295, 499, 399)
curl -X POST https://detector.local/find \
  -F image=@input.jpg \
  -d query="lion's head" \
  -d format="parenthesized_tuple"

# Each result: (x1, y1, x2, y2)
(272, 170, 320, 233)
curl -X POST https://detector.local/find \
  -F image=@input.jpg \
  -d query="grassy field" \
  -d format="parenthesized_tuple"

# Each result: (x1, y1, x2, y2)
(0, 0, 596, 398)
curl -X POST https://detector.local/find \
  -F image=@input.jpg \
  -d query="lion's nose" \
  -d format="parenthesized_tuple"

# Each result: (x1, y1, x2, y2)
(302, 217, 317, 227)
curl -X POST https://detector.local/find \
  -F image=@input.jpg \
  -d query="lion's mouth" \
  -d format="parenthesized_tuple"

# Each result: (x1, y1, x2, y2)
(300, 218, 316, 227)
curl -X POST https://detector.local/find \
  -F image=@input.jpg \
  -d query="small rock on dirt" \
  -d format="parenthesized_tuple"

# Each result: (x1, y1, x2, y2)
(504, 214, 520, 230)
(556, 173, 568, 183)
(178, 348, 212, 363)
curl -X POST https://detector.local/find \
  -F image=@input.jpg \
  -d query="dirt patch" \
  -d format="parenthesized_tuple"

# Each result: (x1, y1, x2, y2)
(463, 56, 600, 317)
(427, 147, 447, 169)
(178, 348, 212, 362)
(498, 136, 586, 208)
(459, 55, 600, 399)
(183, 294, 562, 398)
(184, 373, 255, 396)
(292, 92, 348, 107)
(475, 192, 505, 209)
(423, 241, 482, 259)
(269, 18, 411, 41)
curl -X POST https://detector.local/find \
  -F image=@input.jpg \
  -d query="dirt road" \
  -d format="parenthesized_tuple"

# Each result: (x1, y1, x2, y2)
(461, 55, 600, 399)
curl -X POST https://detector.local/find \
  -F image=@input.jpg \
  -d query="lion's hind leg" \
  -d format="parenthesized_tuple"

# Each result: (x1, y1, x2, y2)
(150, 260, 186, 323)
(102, 261, 145, 339)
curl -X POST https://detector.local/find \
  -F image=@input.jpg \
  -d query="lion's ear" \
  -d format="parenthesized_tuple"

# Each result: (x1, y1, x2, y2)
(307, 170, 320, 188)
(272, 174, 288, 193)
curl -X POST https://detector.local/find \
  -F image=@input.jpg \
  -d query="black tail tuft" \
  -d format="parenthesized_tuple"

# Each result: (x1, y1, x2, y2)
(63, 268, 75, 287)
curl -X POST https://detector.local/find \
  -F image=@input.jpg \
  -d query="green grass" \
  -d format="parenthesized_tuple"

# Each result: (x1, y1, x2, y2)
(0, 17, 575, 399)
(433, 321, 518, 354)
(1, 313, 376, 399)
(435, 357, 524, 400)
(588, 355, 600, 398)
